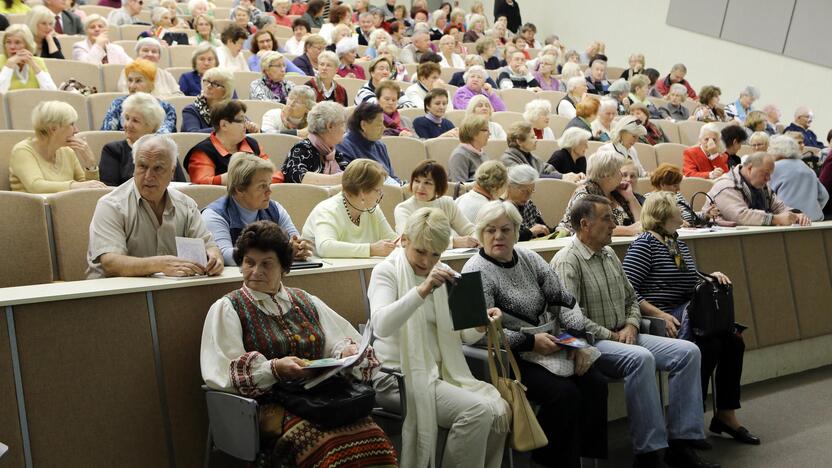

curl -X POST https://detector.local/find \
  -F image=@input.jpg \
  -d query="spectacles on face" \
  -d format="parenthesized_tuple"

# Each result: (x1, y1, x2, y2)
(480, 128, 491, 134)
(202, 79, 225, 89)
(751, 143, 767, 149)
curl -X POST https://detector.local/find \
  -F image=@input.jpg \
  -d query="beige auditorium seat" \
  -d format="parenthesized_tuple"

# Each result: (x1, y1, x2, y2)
(169, 45, 197, 68)
(530, 179, 577, 227)
(585, 140, 604, 157)
(270, 184, 330, 228)
(5, 13, 25, 24)
(655, 143, 687, 168)
(254, 133, 301, 169)
(0, 192, 53, 287)
(42, 59, 103, 91)
(88, 93, 127, 130)
(271, 25, 293, 38)
(682, 98, 699, 116)
(439, 67, 463, 84)
(78, 5, 115, 17)
(233, 71, 261, 100)
(680, 177, 715, 210)
(242, 100, 283, 128)
(549, 115, 570, 138)
(7, 90, 90, 131)
(445, 110, 466, 127)
(353, 61, 369, 79)
(106, 23, 121, 41)
(404, 63, 417, 78)
(165, 67, 191, 83)
(484, 140, 508, 160)
(534, 140, 560, 162)
(677, 120, 705, 146)
(381, 136, 426, 180)
(0, 130, 35, 190)
(647, 96, 669, 109)
(213, 19, 233, 34)
(606, 66, 625, 79)
(425, 137, 460, 170)
(444, 84, 458, 98)
(77, 131, 125, 164)
(399, 108, 424, 121)
(655, 119, 681, 144)
(175, 184, 227, 210)
(213, 7, 231, 19)
(379, 184, 404, 225)
(490, 111, 523, 132)
(167, 96, 198, 132)
(47, 187, 113, 281)
(636, 177, 653, 195)
(498, 88, 536, 113)
(0, 93, 6, 129)
(118, 26, 149, 43)
(102, 63, 126, 92)
(286, 75, 310, 86)
(334, 77, 365, 104)
(55, 35, 86, 53)
(169, 133, 209, 179)
(737, 144, 754, 156)
(486, 69, 500, 81)
(633, 143, 658, 173)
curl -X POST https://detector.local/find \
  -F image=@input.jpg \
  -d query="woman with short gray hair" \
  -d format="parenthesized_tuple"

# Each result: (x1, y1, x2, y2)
(556, 76, 588, 119)
(282, 101, 349, 185)
(769, 135, 829, 221)
(179, 41, 219, 96)
(261, 85, 317, 136)
(505, 165, 551, 240)
(249, 51, 295, 103)
(523, 99, 555, 140)
(101, 92, 187, 186)
(598, 116, 648, 176)
(549, 127, 592, 176)
(659, 83, 691, 121)
(502, 121, 581, 182)
(452, 65, 506, 112)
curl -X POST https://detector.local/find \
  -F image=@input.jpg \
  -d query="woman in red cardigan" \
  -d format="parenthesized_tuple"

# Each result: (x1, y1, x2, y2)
(683, 123, 729, 179)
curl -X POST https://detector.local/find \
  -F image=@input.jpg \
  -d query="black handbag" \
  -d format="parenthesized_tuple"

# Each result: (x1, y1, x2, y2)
(269, 374, 376, 429)
(687, 272, 735, 337)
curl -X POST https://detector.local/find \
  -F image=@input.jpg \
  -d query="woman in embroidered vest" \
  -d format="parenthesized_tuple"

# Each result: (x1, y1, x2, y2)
(282, 101, 349, 185)
(0, 25, 57, 92)
(200, 221, 398, 467)
(305, 50, 349, 106)
(100, 59, 178, 133)
(181, 67, 235, 133)
(203, 153, 313, 265)
(250, 51, 295, 104)
(183, 100, 274, 185)
(369, 207, 508, 467)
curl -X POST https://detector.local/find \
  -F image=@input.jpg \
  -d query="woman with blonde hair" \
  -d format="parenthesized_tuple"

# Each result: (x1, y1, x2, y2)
(73, 15, 131, 65)
(620, 53, 645, 80)
(192, 14, 220, 46)
(181, 67, 237, 133)
(449, 114, 491, 182)
(249, 51, 295, 103)
(261, 84, 317, 136)
(0, 24, 57, 91)
(27, 6, 62, 59)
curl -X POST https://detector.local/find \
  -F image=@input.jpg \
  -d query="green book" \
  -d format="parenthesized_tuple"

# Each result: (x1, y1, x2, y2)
(447, 271, 489, 331)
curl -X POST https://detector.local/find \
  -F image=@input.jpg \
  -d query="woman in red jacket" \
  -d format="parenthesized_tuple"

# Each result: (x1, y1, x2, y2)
(683, 123, 728, 179)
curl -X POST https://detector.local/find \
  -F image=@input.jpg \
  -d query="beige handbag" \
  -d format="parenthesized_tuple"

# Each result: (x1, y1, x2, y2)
(486, 320, 549, 452)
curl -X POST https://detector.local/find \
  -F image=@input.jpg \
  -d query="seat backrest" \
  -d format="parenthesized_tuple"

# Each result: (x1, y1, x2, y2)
(118, 25, 149, 43)
(585, 140, 605, 157)
(0, 130, 35, 190)
(165, 67, 191, 83)
(233, 71, 261, 100)
(633, 143, 658, 173)
(47, 188, 113, 281)
(654, 142, 687, 168)
(677, 120, 705, 146)
(333, 77, 365, 104)
(424, 138, 460, 171)
(654, 119, 680, 144)
(88, 93, 128, 130)
(490, 111, 524, 133)
(6, 90, 90, 131)
(498, 88, 536, 113)
(0, 192, 53, 287)
(379, 184, 404, 226)
(439, 67, 463, 84)
(680, 177, 715, 210)
(101, 63, 126, 92)
(79, 5, 115, 17)
(636, 177, 653, 195)
(77, 130, 126, 164)
(445, 110, 466, 127)
(534, 140, 560, 163)
(484, 140, 508, 160)
(204, 390, 260, 461)
(175, 184, 227, 210)
(270, 25, 293, 38)
(55, 35, 86, 53)
(168, 132, 209, 180)
(168, 45, 196, 68)
(399, 108, 424, 121)
(549, 115, 570, 138)
(167, 96, 198, 132)
(606, 66, 625, 79)
(380, 136, 426, 181)
(253, 133, 302, 169)
(240, 100, 283, 129)
(42, 58, 103, 91)
(269, 184, 331, 228)
(530, 179, 578, 227)
(285, 75, 309, 86)
(107, 23, 121, 41)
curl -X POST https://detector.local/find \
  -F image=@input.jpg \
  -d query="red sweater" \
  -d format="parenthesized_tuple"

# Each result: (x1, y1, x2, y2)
(682, 145, 728, 179)
(656, 75, 697, 99)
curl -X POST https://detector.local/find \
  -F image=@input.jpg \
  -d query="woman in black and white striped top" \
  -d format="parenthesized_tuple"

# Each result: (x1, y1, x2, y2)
(622, 191, 760, 446)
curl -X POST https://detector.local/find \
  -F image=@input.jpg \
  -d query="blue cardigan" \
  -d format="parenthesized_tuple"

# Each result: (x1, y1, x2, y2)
(101, 95, 177, 133)
(181, 104, 211, 133)
(413, 116, 455, 139)
(179, 71, 202, 97)
(336, 130, 400, 182)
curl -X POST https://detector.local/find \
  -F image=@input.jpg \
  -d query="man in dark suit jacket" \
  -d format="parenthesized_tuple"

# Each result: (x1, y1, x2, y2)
(45, 0, 84, 35)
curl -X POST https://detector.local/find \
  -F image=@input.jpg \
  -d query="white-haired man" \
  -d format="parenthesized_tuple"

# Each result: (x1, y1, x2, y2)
(784, 106, 825, 149)
(87, 134, 223, 279)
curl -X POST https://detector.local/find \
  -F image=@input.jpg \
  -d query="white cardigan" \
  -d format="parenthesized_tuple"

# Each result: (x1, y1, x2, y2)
(393, 196, 475, 237)
(301, 193, 397, 258)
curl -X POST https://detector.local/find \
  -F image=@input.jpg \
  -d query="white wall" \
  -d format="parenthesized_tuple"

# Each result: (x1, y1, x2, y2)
(478, 0, 832, 137)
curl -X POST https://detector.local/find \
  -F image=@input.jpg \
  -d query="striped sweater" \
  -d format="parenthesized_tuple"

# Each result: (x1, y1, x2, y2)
(621, 232, 699, 311)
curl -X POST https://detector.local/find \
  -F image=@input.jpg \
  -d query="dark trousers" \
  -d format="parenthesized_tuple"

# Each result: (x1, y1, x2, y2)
(695, 332, 745, 410)
(518, 360, 609, 468)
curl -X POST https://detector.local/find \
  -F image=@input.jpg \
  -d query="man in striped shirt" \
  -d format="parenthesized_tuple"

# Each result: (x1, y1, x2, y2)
(552, 195, 718, 468)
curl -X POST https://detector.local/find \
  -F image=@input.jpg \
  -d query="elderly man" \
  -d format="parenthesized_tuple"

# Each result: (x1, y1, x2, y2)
(705, 152, 811, 226)
(762, 104, 783, 135)
(784, 107, 825, 149)
(655, 63, 697, 99)
(117, 38, 184, 98)
(585, 55, 610, 95)
(45, 0, 83, 35)
(107, 0, 144, 26)
(725, 85, 760, 122)
(768, 136, 829, 222)
(497, 50, 540, 90)
(400, 31, 433, 64)
(553, 195, 719, 468)
(355, 11, 375, 46)
(87, 134, 223, 279)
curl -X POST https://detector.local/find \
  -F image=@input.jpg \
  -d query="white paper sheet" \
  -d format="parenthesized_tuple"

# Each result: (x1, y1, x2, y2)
(175, 236, 206, 267)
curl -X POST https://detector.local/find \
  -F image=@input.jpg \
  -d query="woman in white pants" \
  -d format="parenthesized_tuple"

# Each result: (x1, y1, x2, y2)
(368, 207, 509, 468)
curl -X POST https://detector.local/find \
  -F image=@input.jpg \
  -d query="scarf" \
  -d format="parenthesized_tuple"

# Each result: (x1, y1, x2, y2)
(382, 111, 404, 136)
(387, 248, 509, 467)
(654, 227, 687, 272)
(193, 95, 212, 127)
(263, 77, 288, 103)
(308, 133, 340, 175)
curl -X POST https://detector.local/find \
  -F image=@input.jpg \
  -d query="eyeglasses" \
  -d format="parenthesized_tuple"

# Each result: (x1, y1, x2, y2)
(479, 128, 491, 134)
(202, 79, 225, 89)
(751, 143, 767, 148)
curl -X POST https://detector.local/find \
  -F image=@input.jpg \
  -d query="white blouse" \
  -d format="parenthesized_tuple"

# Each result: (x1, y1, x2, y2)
(393, 196, 475, 239)
(217, 45, 250, 72)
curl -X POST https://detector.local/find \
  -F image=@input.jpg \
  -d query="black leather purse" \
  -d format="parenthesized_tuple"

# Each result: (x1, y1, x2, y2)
(269, 375, 376, 429)
(687, 272, 735, 337)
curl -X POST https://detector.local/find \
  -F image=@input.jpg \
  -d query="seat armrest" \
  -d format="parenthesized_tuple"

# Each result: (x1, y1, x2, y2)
(203, 386, 260, 461)
(379, 366, 406, 420)
(641, 316, 667, 337)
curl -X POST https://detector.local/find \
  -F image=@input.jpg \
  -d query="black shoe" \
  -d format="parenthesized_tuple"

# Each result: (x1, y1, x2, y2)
(633, 450, 667, 468)
(709, 417, 761, 445)
(665, 443, 720, 468)
(687, 439, 712, 450)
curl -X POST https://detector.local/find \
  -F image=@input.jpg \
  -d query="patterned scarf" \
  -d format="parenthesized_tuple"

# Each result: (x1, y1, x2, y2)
(382, 111, 404, 136)
(193, 94, 212, 126)
(654, 227, 687, 272)
(263, 77, 288, 103)
(308, 133, 340, 175)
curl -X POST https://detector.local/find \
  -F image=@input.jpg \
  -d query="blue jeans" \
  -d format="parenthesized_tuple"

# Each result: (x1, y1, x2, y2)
(595, 334, 705, 454)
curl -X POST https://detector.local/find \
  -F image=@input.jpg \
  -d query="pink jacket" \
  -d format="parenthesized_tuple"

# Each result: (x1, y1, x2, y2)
(452, 85, 507, 112)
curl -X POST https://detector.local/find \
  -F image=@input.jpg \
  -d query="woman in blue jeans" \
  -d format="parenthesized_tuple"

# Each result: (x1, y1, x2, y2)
(622, 191, 760, 446)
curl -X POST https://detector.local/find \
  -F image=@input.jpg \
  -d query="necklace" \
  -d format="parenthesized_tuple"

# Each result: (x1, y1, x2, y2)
(342, 194, 361, 226)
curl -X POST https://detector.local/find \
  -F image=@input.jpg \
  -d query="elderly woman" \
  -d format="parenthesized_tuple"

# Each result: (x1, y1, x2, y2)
(466, 95, 507, 141)
(354, 56, 404, 107)
(282, 101, 348, 185)
(370, 207, 505, 467)
(475, 37, 502, 70)
(455, 160, 508, 221)
(620, 53, 645, 80)
(565, 97, 599, 134)
(549, 127, 591, 176)
(591, 98, 617, 142)
(101, 93, 187, 186)
(250, 51, 295, 103)
(192, 14, 220, 46)
(306, 50, 349, 106)
(743, 110, 767, 138)
(292, 34, 326, 76)
(231, 5, 256, 37)
(405, 61, 443, 110)
(504, 165, 552, 240)
(748, 131, 769, 153)
(682, 123, 728, 179)
(394, 161, 479, 247)
(605, 79, 630, 116)
(413, 88, 458, 139)
(438, 34, 465, 68)
(326, 23, 353, 54)
(377, 81, 415, 137)
(502, 121, 581, 182)
(693, 85, 728, 122)
(138, 7, 187, 46)
(649, 163, 719, 225)
(203, 153, 310, 265)
(556, 150, 642, 236)
(28, 6, 63, 59)
(10, 101, 106, 193)
(558, 61, 583, 91)
(302, 159, 397, 257)
(769, 135, 829, 222)
(318, 4, 352, 44)
(463, 12, 488, 42)
(659, 83, 692, 121)
(181, 68, 236, 133)
(620, 160, 646, 205)
(364, 28, 390, 58)
(622, 192, 759, 446)
(626, 74, 660, 119)
(184, 100, 273, 185)
(216, 24, 249, 72)
(269, 0, 293, 27)
(261, 85, 316, 136)
(598, 116, 648, 176)
(284, 18, 310, 56)
(335, 37, 365, 79)
(102, 60, 177, 133)
(336, 102, 401, 183)
(72, 15, 130, 65)
(557, 76, 588, 119)
(0, 25, 57, 92)
(453, 65, 506, 112)
(524, 99, 556, 140)
(630, 102, 667, 146)
(462, 200, 608, 468)
(200, 221, 397, 466)
(301, 0, 324, 29)
(377, 42, 411, 82)
(449, 114, 491, 183)
(179, 43, 219, 97)
(117, 38, 183, 98)
(533, 54, 560, 91)
(726, 85, 761, 122)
